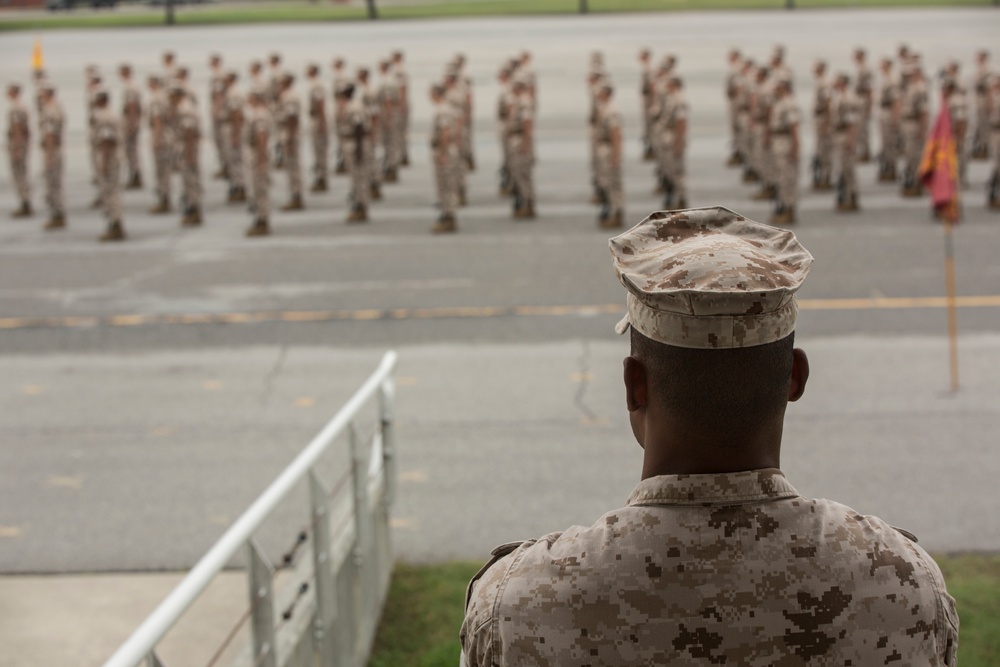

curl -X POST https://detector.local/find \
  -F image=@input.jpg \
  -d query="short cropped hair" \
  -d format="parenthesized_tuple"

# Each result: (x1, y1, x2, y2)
(630, 328, 795, 435)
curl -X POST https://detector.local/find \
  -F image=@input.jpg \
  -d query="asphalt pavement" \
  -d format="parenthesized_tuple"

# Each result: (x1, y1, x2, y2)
(1, 8, 999, 666)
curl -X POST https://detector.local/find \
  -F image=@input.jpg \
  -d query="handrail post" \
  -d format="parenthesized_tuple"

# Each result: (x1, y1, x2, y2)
(247, 540, 277, 667)
(379, 378, 397, 506)
(349, 423, 371, 565)
(309, 471, 336, 667)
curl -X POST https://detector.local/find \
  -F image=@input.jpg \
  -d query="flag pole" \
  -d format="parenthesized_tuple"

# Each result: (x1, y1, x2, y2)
(943, 219, 959, 391)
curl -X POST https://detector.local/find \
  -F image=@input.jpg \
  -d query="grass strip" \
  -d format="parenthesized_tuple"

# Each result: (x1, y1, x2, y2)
(0, 0, 993, 32)
(369, 553, 1000, 667)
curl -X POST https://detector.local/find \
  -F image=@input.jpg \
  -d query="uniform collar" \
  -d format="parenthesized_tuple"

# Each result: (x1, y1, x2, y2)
(627, 468, 799, 506)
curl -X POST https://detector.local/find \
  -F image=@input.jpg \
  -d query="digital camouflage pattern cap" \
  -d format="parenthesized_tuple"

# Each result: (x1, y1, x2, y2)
(609, 206, 813, 349)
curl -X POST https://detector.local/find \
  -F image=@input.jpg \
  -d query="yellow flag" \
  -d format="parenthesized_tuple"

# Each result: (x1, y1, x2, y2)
(31, 37, 44, 71)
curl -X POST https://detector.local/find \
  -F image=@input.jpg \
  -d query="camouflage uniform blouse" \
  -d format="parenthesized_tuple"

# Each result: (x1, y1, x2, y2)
(461, 469, 958, 667)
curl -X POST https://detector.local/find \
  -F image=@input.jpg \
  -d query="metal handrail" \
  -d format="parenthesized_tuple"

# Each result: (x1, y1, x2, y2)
(102, 351, 398, 667)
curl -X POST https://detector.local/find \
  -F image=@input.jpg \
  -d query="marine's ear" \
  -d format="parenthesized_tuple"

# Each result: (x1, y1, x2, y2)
(623, 356, 648, 412)
(788, 348, 809, 403)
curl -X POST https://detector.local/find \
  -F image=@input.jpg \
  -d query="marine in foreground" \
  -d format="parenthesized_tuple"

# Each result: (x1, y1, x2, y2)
(460, 206, 959, 666)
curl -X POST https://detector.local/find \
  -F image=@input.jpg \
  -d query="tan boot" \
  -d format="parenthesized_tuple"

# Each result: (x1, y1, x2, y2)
(751, 187, 772, 201)
(44, 213, 66, 230)
(370, 183, 382, 201)
(599, 210, 624, 229)
(346, 204, 368, 224)
(432, 214, 457, 234)
(383, 167, 399, 183)
(310, 179, 328, 193)
(514, 200, 536, 220)
(281, 194, 304, 212)
(11, 200, 32, 218)
(245, 218, 270, 237)
(99, 220, 126, 242)
(181, 207, 203, 227)
(149, 196, 172, 214)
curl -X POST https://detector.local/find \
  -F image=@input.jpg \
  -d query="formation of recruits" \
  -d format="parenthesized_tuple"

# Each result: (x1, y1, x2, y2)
(724, 46, 1000, 225)
(4, 50, 418, 241)
(495, 51, 538, 222)
(7, 47, 1000, 238)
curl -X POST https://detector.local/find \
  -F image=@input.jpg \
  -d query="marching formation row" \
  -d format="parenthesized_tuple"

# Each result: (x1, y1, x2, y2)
(5, 46, 998, 242)
(719, 46, 1000, 224)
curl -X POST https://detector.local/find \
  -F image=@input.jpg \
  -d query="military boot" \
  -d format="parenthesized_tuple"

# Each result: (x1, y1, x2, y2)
(751, 185, 773, 201)
(401, 152, 410, 167)
(245, 218, 270, 237)
(599, 209, 624, 230)
(11, 200, 32, 218)
(90, 195, 103, 210)
(432, 213, 457, 234)
(383, 167, 399, 183)
(514, 199, 536, 220)
(281, 194, 305, 212)
(643, 144, 655, 162)
(99, 220, 126, 242)
(181, 207, 203, 227)
(149, 196, 172, 214)
(310, 178, 328, 193)
(742, 168, 759, 184)
(346, 204, 368, 223)
(674, 197, 688, 210)
(370, 183, 382, 201)
(458, 186, 467, 207)
(44, 213, 66, 230)
(726, 151, 742, 167)
(126, 172, 143, 190)
(465, 155, 476, 172)
(335, 159, 347, 175)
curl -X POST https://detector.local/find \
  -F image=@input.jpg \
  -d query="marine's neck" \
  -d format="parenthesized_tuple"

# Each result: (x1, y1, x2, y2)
(640, 418, 784, 480)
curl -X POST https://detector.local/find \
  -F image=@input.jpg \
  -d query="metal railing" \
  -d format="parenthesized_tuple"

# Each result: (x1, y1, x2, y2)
(103, 351, 399, 667)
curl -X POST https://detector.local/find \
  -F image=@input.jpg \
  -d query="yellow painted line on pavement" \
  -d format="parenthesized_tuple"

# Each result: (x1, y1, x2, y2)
(0, 295, 998, 332)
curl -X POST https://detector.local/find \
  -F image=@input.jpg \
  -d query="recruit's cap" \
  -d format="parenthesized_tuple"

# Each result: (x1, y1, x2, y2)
(609, 207, 813, 349)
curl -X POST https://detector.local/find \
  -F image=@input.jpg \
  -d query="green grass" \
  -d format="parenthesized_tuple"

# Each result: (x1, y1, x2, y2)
(0, 0, 993, 32)
(368, 554, 1000, 667)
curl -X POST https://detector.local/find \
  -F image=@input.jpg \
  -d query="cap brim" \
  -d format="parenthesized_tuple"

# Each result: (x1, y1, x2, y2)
(614, 312, 631, 335)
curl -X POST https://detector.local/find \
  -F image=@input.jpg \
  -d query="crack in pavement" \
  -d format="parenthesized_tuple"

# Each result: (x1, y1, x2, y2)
(259, 344, 289, 407)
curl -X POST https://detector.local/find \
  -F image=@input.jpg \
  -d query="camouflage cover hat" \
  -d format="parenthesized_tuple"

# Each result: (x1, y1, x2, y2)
(609, 207, 813, 349)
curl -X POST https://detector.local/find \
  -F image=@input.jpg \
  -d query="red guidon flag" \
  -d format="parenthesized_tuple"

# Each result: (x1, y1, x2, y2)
(918, 96, 960, 224)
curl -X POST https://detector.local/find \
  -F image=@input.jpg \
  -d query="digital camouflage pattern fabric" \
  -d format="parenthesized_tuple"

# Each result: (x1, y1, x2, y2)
(460, 469, 958, 667)
(609, 206, 812, 349)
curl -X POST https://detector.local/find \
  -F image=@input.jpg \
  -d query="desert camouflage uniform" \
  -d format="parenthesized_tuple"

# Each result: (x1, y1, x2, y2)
(900, 75, 929, 194)
(593, 95, 624, 221)
(749, 72, 774, 192)
(378, 70, 402, 179)
(988, 78, 1000, 207)
(39, 95, 65, 220)
(359, 78, 381, 195)
(431, 98, 461, 220)
(461, 469, 958, 667)
(972, 60, 992, 158)
(307, 78, 329, 188)
(946, 82, 970, 186)
(456, 68, 475, 170)
(654, 86, 688, 208)
(7, 94, 31, 208)
(735, 65, 754, 178)
(393, 60, 410, 164)
(121, 79, 142, 185)
(812, 71, 833, 189)
(278, 85, 303, 204)
(877, 68, 901, 180)
(854, 61, 874, 160)
(247, 103, 271, 221)
(338, 97, 371, 213)
(175, 97, 203, 216)
(506, 89, 535, 214)
(93, 105, 123, 224)
(223, 81, 246, 197)
(209, 65, 228, 175)
(445, 79, 468, 200)
(496, 70, 516, 195)
(770, 90, 800, 219)
(148, 84, 172, 205)
(831, 85, 860, 207)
